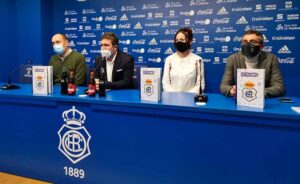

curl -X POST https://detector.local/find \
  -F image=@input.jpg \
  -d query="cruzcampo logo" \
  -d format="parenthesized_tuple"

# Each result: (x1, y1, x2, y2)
(58, 106, 91, 164)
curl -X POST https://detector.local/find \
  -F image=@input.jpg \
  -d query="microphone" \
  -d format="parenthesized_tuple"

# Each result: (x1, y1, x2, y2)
(1, 60, 33, 90)
(194, 59, 208, 103)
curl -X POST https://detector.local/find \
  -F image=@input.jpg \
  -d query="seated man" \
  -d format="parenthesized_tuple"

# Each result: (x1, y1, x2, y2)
(49, 33, 87, 86)
(94, 32, 135, 89)
(220, 30, 285, 98)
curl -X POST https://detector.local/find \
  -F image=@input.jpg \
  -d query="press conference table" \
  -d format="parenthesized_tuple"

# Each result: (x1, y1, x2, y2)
(0, 83, 299, 184)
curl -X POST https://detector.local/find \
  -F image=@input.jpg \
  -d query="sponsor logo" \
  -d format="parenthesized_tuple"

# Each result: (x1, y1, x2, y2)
(120, 14, 129, 21)
(132, 48, 145, 53)
(80, 16, 88, 23)
(278, 45, 291, 54)
(142, 30, 159, 36)
(165, 2, 183, 8)
(121, 6, 136, 12)
(214, 36, 231, 42)
(203, 58, 211, 63)
(69, 41, 75, 47)
(265, 4, 277, 11)
(165, 29, 178, 35)
(193, 28, 209, 34)
(78, 25, 83, 31)
(118, 23, 131, 29)
(138, 56, 143, 62)
(82, 33, 96, 38)
(101, 7, 116, 13)
(149, 38, 158, 45)
(232, 7, 252, 12)
(131, 14, 146, 19)
(155, 13, 164, 18)
(252, 16, 274, 21)
(213, 57, 221, 64)
(287, 14, 299, 20)
(64, 10, 77, 16)
(123, 47, 128, 53)
(217, 7, 228, 15)
(104, 24, 117, 29)
(276, 14, 284, 22)
(142, 4, 159, 10)
(245, 25, 268, 32)
(148, 57, 162, 63)
(132, 39, 146, 45)
(91, 17, 102, 22)
(236, 16, 248, 24)
(145, 22, 161, 27)
(195, 19, 211, 25)
(213, 18, 230, 24)
(215, 26, 237, 33)
(233, 36, 242, 42)
(168, 10, 176, 17)
(190, 0, 209, 6)
(272, 36, 295, 41)
(278, 57, 295, 64)
(197, 9, 213, 15)
(263, 46, 273, 52)
(58, 106, 91, 164)
(164, 47, 174, 54)
(184, 19, 191, 25)
(134, 22, 143, 29)
(233, 47, 241, 52)
(65, 27, 77, 31)
(81, 49, 88, 55)
(65, 34, 78, 39)
(160, 39, 173, 44)
(285, 1, 293, 9)
(91, 40, 98, 46)
(276, 24, 300, 31)
(119, 39, 131, 45)
(205, 48, 214, 53)
(82, 9, 96, 14)
(169, 20, 179, 26)
(180, 10, 195, 16)
(84, 26, 91, 31)
(77, 41, 90, 46)
(95, 24, 101, 30)
(147, 48, 161, 53)
(105, 16, 117, 21)
(121, 31, 137, 37)
(89, 50, 100, 54)
(216, 0, 237, 4)
(254, 4, 263, 12)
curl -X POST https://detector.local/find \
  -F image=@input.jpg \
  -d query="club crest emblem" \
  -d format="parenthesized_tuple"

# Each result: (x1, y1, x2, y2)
(58, 106, 91, 164)
(144, 79, 154, 96)
(242, 81, 257, 102)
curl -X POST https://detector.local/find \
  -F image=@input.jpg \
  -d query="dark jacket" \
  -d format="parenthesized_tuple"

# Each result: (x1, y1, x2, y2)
(94, 50, 135, 89)
(220, 51, 285, 98)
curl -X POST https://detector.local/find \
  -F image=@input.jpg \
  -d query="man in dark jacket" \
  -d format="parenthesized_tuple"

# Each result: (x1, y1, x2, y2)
(94, 32, 134, 89)
(220, 30, 285, 98)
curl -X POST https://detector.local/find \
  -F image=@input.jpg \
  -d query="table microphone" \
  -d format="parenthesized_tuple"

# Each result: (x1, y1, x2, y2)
(194, 59, 208, 102)
(1, 60, 33, 90)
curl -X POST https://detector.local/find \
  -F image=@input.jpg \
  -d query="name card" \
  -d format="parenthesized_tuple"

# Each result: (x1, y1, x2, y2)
(140, 67, 161, 102)
(237, 69, 265, 109)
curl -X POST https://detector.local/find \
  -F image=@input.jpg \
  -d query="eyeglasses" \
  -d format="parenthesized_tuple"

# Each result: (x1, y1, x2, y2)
(241, 40, 262, 45)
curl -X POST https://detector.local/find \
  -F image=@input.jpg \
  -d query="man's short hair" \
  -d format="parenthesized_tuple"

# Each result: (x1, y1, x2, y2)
(101, 32, 119, 46)
(243, 30, 264, 43)
(55, 33, 69, 42)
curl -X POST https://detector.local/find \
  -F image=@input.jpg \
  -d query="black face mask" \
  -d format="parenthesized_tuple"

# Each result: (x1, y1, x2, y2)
(175, 42, 191, 52)
(241, 43, 261, 58)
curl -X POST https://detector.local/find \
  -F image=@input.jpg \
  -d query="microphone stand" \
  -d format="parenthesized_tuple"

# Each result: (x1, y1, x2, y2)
(194, 59, 208, 103)
(1, 60, 33, 90)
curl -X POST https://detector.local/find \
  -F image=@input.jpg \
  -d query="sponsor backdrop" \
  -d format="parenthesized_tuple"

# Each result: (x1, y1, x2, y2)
(53, 0, 300, 95)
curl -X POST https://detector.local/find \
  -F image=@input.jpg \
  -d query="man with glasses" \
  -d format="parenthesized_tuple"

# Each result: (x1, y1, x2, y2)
(220, 30, 285, 97)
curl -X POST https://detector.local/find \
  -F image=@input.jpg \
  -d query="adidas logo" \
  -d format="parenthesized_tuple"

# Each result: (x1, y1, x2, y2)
(81, 49, 88, 55)
(148, 38, 158, 45)
(164, 47, 174, 54)
(69, 41, 75, 47)
(236, 16, 248, 24)
(134, 22, 143, 29)
(278, 45, 291, 54)
(217, 7, 228, 15)
(120, 14, 128, 21)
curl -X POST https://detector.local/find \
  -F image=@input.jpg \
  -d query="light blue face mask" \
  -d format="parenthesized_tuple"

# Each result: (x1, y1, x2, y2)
(53, 44, 65, 55)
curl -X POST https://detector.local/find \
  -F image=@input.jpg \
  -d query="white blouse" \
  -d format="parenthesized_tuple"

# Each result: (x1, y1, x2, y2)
(162, 52, 205, 93)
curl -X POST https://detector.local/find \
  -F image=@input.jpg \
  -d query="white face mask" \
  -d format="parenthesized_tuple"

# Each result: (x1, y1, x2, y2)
(53, 44, 65, 55)
(100, 49, 112, 59)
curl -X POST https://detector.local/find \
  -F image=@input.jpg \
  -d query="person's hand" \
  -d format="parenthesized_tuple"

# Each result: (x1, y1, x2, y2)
(230, 85, 236, 96)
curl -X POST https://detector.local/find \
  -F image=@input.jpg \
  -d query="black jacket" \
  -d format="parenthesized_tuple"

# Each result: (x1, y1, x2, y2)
(94, 50, 135, 89)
